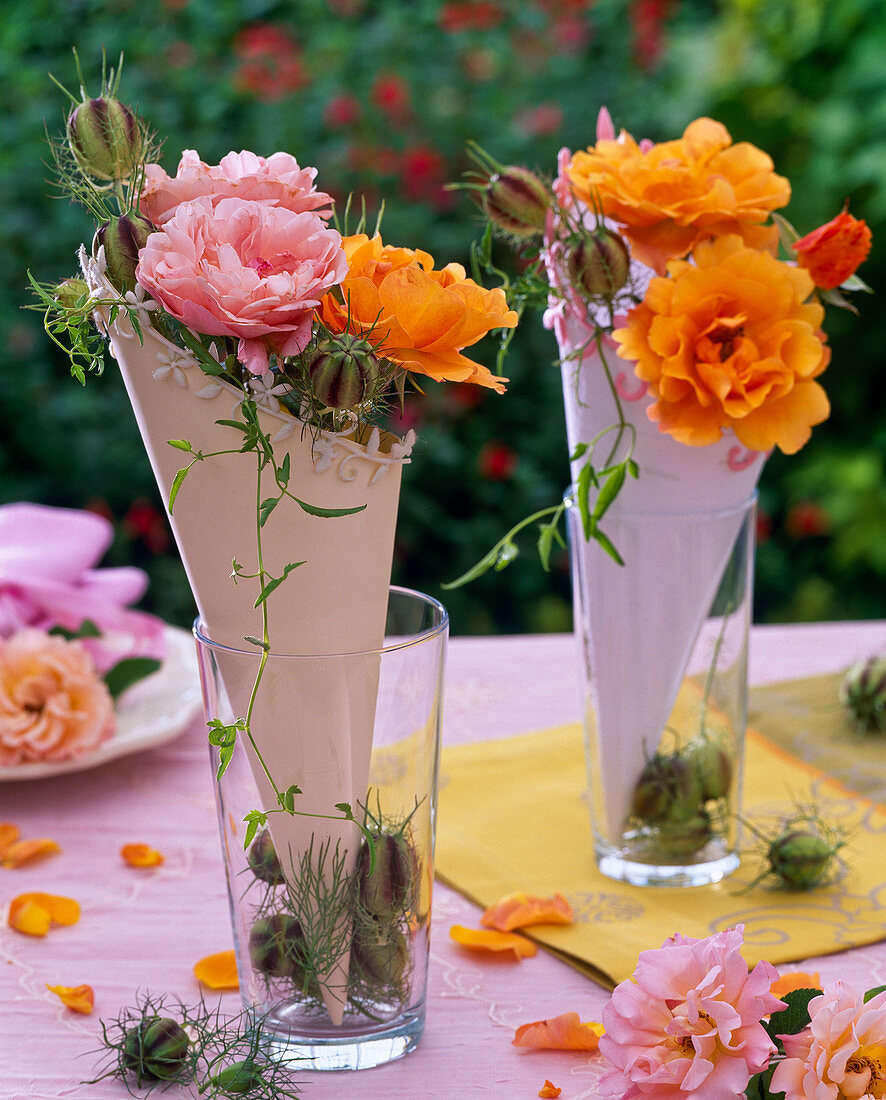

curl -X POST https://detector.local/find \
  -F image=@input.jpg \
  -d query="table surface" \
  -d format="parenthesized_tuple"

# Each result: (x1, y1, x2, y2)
(3, 620, 886, 1100)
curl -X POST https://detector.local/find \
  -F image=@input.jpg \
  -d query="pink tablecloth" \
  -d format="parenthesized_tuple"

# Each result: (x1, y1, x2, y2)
(3, 621, 886, 1100)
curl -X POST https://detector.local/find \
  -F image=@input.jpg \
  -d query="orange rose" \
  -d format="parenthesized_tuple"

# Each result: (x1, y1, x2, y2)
(567, 118, 790, 273)
(613, 235, 830, 454)
(318, 233, 516, 391)
(794, 209, 872, 290)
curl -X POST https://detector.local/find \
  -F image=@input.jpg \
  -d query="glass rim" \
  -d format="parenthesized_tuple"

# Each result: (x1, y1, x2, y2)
(192, 584, 449, 660)
(563, 486, 758, 520)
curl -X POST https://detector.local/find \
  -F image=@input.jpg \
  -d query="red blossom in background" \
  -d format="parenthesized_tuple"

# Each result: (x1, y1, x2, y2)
(399, 144, 454, 210)
(124, 499, 172, 555)
(513, 102, 563, 137)
(553, 14, 592, 53)
(323, 93, 362, 129)
(478, 440, 518, 481)
(631, 0, 676, 69)
(438, 1, 504, 33)
(785, 501, 831, 539)
(233, 24, 306, 102)
(372, 72, 412, 121)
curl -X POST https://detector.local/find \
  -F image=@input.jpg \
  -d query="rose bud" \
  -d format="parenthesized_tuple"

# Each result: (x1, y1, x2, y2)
(308, 332, 381, 410)
(53, 278, 89, 311)
(122, 1016, 190, 1084)
(767, 828, 840, 890)
(96, 214, 154, 293)
(67, 95, 143, 181)
(358, 831, 417, 920)
(685, 736, 733, 801)
(566, 227, 630, 299)
(351, 924, 410, 989)
(480, 165, 551, 240)
(839, 656, 886, 734)
(246, 828, 284, 885)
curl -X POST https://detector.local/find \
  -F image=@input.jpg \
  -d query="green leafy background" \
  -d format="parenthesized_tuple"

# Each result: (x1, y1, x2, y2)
(3, 0, 885, 634)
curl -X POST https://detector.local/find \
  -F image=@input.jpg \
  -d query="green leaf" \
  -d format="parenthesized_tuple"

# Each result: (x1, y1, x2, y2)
(253, 561, 306, 608)
(576, 460, 594, 540)
(243, 810, 268, 849)
(593, 526, 624, 566)
(103, 657, 162, 700)
(593, 462, 626, 523)
(277, 452, 291, 487)
(290, 496, 367, 518)
(49, 619, 102, 641)
(864, 984, 886, 1002)
(537, 518, 565, 572)
(494, 541, 518, 570)
(243, 636, 269, 650)
(334, 802, 353, 817)
(166, 438, 193, 452)
(168, 466, 190, 514)
(215, 418, 250, 433)
(259, 495, 280, 527)
(278, 784, 302, 813)
(569, 442, 589, 462)
(765, 988, 822, 1045)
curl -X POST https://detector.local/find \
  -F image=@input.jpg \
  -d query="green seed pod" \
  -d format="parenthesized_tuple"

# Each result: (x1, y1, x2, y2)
(248, 913, 305, 979)
(351, 924, 410, 989)
(566, 227, 631, 299)
(67, 96, 143, 181)
(53, 278, 89, 311)
(246, 828, 284, 886)
(121, 1016, 190, 1083)
(211, 1060, 264, 1096)
(96, 214, 154, 293)
(308, 332, 381, 410)
(480, 166, 551, 240)
(685, 736, 733, 802)
(631, 752, 702, 824)
(767, 828, 837, 890)
(358, 832, 417, 920)
(654, 811, 714, 858)
(840, 657, 886, 734)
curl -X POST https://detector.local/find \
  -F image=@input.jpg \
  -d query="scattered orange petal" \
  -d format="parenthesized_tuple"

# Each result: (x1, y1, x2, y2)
(8, 892, 80, 936)
(1, 838, 61, 867)
(194, 950, 239, 990)
(449, 924, 537, 960)
(0, 822, 21, 853)
(513, 1011, 605, 1050)
(481, 891, 574, 932)
(770, 971, 822, 999)
(539, 1082, 562, 1099)
(121, 843, 164, 868)
(46, 983, 94, 1014)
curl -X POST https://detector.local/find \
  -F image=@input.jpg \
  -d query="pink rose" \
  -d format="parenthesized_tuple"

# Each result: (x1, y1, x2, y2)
(0, 629, 115, 765)
(135, 196, 347, 374)
(599, 925, 785, 1100)
(0, 503, 165, 673)
(140, 149, 334, 226)
(770, 981, 886, 1100)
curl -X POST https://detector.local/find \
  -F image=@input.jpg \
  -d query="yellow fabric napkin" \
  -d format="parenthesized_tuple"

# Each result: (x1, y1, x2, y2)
(436, 713, 886, 989)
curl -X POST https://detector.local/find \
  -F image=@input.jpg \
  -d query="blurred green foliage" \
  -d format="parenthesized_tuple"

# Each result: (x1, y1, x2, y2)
(1, 0, 884, 633)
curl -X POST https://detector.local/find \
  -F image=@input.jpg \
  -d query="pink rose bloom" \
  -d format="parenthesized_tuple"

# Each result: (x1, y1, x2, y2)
(136, 196, 347, 374)
(0, 503, 165, 673)
(0, 629, 115, 765)
(771, 981, 886, 1100)
(140, 149, 334, 226)
(599, 925, 785, 1099)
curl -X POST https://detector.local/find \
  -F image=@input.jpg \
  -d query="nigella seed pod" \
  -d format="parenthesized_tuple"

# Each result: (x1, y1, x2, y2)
(685, 736, 733, 801)
(210, 1060, 264, 1095)
(358, 832, 417, 920)
(654, 812, 714, 858)
(631, 752, 702, 824)
(308, 332, 381, 410)
(246, 828, 284, 885)
(767, 828, 837, 890)
(121, 1016, 190, 1083)
(840, 656, 886, 734)
(96, 214, 154, 293)
(566, 227, 631, 299)
(248, 913, 305, 979)
(351, 924, 410, 989)
(67, 96, 143, 181)
(481, 166, 551, 240)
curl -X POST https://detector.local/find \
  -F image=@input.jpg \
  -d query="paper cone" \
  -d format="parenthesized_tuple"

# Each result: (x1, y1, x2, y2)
(86, 261, 411, 1022)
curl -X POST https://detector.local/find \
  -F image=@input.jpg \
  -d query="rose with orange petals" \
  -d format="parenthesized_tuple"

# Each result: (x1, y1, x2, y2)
(0, 629, 115, 766)
(567, 117, 790, 273)
(614, 235, 830, 454)
(794, 208, 872, 290)
(318, 233, 516, 392)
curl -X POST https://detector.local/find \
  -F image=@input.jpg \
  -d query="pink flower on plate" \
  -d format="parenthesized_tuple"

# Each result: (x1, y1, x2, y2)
(770, 981, 886, 1100)
(136, 196, 347, 374)
(140, 149, 334, 225)
(0, 503, 165, 673)
(598, 925, 784, 1099)
(0, 629, 115, 765)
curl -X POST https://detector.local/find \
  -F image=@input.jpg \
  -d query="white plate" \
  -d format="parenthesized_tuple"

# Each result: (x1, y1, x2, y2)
(0, 625, 202, 781)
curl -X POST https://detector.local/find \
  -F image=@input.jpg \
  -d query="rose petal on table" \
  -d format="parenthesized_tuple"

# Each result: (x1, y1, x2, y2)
(45, 983, 94, 1014)
(539, 1082, 562, 1098)
(770, 970, 822, 999)
(1, 838, 61, 867)
(449, 925, 537, 959)
(513, 1011, 605, 1050)
(0, 822, 21, 853)
(8, 893, 80, 936)
(194, 950, 239, 990)
(121, 843, 164, 867)
(481, 891, 574, 932)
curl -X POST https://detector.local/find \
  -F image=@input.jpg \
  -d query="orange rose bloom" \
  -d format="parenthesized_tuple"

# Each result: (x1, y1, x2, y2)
(567, 118, 790, 273)
(613, 235, 830, 454)
(318, 233, 516, 391)
(794, 209, 872, 290)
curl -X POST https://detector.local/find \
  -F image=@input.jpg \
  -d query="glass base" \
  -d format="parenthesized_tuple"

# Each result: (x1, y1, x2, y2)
(257, 1005, 424, 1071)
(596, 848, 740, 888)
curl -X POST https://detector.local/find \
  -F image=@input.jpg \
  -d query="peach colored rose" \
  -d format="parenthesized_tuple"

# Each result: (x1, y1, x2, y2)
(567, 117, 790, 273)
(318, 233, 516, 391)
(614, 234, 830, 454)
(598, 926, 784, 1100)
(770, 981, 886, 1100)
(136, 196, 347, 374)
(0, 630, 115, 766)
(140, 149, 333, 226)
(794, 209, 872, 291)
